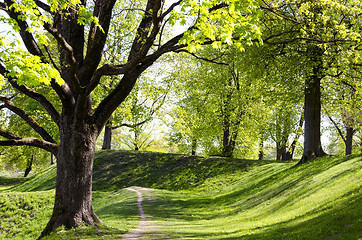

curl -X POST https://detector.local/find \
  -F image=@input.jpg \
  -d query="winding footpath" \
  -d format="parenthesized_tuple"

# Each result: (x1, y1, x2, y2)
(122, 187, 161, 240)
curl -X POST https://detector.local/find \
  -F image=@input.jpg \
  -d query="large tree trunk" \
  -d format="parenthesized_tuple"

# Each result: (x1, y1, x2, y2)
(39, 116, 101, 238)
(102, 121, 112, 150)
(298, 46, 327, 164)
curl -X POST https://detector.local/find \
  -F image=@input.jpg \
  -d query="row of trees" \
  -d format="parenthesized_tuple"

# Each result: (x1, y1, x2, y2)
(1, 0, 362, 238)
(167, 0, 362, 161)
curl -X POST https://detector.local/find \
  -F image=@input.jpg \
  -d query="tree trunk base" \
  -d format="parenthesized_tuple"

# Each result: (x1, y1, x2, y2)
(38, 209, 102, 239)
(296, 150, 328, 166)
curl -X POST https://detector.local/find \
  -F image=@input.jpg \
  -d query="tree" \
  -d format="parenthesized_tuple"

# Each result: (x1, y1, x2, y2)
(324, 73, 362, 156)
(0, 0, 261, 237)
(260, 0, 362, 163)
(100, 74, 168, 150)
(168, 46, 268, 158)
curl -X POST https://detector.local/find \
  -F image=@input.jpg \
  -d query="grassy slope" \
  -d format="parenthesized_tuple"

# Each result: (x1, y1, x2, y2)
(0, 150, 361, 239)
(145, 155, 362, 239)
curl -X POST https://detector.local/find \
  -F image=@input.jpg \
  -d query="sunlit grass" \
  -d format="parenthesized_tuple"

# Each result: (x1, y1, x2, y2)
(0, 190, 139, 239)
(1, 151, 361, 239)
(143, 155, 362, 240)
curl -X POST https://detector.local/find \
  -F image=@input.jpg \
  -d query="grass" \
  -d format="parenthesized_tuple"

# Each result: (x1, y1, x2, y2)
(143, 155, 362, 239)
(0, 150, 361, 239)
(0, 190, 139, 240)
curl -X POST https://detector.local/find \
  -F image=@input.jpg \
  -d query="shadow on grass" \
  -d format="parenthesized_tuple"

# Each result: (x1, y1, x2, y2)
(92, 150, 279, 192)
(142, 156, 361, 240)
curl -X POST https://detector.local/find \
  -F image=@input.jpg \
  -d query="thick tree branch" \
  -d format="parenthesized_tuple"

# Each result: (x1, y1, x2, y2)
(0, 96, 57, 144)
(0, 136, 58, 154)
(0, 63, 61, 125)
(4, 0, 44, 57)
(44, 23, 83, 93)
(80, 0, 117, 84)
(0, 128, 21, 140)
(34, 0, 50, 12)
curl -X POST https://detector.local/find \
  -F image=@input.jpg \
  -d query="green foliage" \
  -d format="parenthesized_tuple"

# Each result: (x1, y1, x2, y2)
(0, 38, 62, 87)
(175, 0, 262, 51)
(167, 46, 272, 157)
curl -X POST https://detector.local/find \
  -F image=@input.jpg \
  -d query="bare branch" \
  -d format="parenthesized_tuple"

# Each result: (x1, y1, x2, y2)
(174, 49, 229, 65)
(260, 1, 300, 25)
(160, 0, 182, 19)
(323, 105, 346, 143)
(115, 119, 149, 130)
(43, 44, 61, 73)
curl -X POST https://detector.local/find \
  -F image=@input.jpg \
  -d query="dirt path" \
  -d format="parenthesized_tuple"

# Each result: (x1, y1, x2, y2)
(123, 187, 163, 240)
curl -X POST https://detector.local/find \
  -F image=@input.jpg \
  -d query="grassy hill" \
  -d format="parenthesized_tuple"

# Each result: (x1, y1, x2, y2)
(0, 150, 361, 239)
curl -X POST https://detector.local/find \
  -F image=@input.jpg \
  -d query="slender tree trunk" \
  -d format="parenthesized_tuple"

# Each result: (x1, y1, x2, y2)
(222, 118, 232, 157)
(191, 138, 197, 156)
(134, 132, 139, 151)
(102, 121, 112, 150)
(24, 154, 34, 177)
(40, 116, 101, 238)
(299, 46, 327, 164)
(258, 137, 264, 160)
(283, 110, 304, 160)
(345, 126, 353, 155)
(50, 153, 55, 165)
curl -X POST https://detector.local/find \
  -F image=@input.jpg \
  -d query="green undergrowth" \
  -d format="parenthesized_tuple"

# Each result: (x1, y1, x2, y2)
(142, 155, 362, 239)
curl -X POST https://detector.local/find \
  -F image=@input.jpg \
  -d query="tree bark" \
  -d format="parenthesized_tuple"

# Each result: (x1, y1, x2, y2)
(258, 137, 264, 160)
(39, 115, 101, 238)
(24, 154, 34, 177)
(50, 153, 55, 165)
(222, 125, 237, 157)
(345, 126, 353, 155)
(102, 121, 112, 150)
(298, 46, 327, 164)
(276, 142, 287, 161)
(191, 138, 197, 156)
